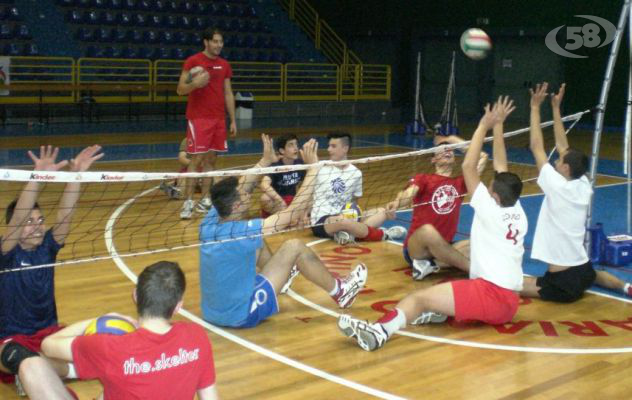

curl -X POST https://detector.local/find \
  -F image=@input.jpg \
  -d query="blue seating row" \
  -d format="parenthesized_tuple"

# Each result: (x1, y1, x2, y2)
(58, 0, 253, 17)
(0, 23, 31, 40)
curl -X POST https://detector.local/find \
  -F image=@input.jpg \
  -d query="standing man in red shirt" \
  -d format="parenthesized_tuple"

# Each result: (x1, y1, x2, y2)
(386, 135, 488, 280)
(177, 28, 237, 219)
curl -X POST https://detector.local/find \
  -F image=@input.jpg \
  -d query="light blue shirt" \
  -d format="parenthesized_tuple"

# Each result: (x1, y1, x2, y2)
(199, 208, 263, 326)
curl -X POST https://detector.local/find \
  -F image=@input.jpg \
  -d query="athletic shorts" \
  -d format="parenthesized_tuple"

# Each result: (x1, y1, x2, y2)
(311, 215, 335, 239)
(261, 195, 294, 218)
(0, 325, 63, 384)
(536, 261, 596, 303)
(452, 278, 519, 325)
(186, 118, 228, 153)
(234, 274, 279, 329)
(403, 246, 413, 267)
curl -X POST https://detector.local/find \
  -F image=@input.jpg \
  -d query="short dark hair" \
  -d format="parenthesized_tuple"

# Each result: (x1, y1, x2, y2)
(210, 176, 240, 218)
(202, 28, 223, 41)
(136, 261, 186, 319)
(274, 134, 299, 153)
(562, 148, 589, 179)
(492, 172, 523, 207)
(5, 200, 40, 224)
(327, 132, 352, 148)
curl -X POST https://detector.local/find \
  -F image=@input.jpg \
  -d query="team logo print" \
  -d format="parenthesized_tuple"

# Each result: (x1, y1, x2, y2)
(331, 177, 346, 194)
(431, 184, 459, 214)
(506, 223, 520, 245)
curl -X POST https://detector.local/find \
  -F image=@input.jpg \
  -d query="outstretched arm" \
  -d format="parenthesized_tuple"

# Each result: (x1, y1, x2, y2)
(551, 83, 569, 154)
(385, 184, 419, 213)
(41, 317, 94, 362)
(53, 145, 104, 245)
(462, 104, 499, 195)
(239, 134, 278, 196)
(262, 139, 319, 234)
(529, 82, 549, 171)
(492, 96, 516, 173)
(1, 146, 69, 254)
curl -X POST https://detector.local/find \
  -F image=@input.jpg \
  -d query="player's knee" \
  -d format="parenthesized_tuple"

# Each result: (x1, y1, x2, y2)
(0, 342, 39, 375)
(417, 224, 440, 240)
(283, 238, 305, 252)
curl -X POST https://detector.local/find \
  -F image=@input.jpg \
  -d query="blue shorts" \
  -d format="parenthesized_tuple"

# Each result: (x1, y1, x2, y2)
(403, 246, 413, 267)
(234, 274, 279, 328)
(311, 215, 335, 239)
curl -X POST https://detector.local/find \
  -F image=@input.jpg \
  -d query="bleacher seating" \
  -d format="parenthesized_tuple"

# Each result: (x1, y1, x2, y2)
(0, 1, 40, 56)
(55, 0, 286, 60)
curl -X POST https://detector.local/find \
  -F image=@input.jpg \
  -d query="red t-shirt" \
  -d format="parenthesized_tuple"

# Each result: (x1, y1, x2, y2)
(404, 173, 467, 247)
(72, 321, 215, 400)
(183, 52, 232, 120)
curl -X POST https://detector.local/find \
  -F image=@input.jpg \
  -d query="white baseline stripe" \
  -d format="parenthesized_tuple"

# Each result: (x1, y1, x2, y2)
(104, 189, 407, 400)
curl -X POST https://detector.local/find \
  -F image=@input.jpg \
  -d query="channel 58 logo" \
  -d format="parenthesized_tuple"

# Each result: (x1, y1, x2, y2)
(545, 15, 616, 58)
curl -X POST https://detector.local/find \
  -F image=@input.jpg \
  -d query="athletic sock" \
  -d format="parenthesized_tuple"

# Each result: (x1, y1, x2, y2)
(329, 278, 341, 296)
(376, 308, 407, 338)
(359, 226, 384, 242)
(624, 282, 632, 297)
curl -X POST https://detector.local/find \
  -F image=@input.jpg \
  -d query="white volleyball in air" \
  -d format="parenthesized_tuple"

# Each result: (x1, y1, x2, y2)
(460, 28, 492, 60)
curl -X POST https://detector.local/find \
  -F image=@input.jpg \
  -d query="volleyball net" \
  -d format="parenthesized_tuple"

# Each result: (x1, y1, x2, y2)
(0, 110, 590, 272)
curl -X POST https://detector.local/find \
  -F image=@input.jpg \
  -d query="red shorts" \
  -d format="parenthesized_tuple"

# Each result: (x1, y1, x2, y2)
(261, 195, 294, 218)
(0, 325, 63, 384)
(451, 278, 519, 325)
(186, 118, 227, 153)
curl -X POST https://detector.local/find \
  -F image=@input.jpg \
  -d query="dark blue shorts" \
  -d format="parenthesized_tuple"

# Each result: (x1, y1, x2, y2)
(234, 274, 279, 328)
(403, 246, 413, 267)
(311, 215, 335, 239)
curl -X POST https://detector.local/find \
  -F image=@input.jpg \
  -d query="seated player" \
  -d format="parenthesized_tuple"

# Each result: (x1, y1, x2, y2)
(260, 134, 306, 219)
(160, 138, 203, 200)
(386, 134, 488, 280)
(42, 261, 219, 400)
(338, 97, 527, 351)
(0, 145, 103, 397)
(199, 134, 368, 329)
(310, 132, 407, 245)
(522, 82, 632, 302)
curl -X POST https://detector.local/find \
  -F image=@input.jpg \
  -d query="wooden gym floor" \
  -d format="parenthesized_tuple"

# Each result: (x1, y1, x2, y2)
(0, 122, 630, 399)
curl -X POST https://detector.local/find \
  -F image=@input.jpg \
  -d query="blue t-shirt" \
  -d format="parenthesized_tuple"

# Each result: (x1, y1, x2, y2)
(199, 208, 263, 327)
(0, 229, 62, 338)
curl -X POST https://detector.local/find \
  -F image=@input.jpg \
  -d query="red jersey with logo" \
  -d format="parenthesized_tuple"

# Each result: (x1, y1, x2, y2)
(72, 321, 215, 400)
(183, 52, 232, 120)
(404, 173, 467, 247)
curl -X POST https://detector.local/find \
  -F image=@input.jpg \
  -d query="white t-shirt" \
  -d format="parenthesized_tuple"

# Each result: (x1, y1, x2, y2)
(311, 164, 362, 224)
(531, 163, 592, 266)
(469, 183, 527, 291)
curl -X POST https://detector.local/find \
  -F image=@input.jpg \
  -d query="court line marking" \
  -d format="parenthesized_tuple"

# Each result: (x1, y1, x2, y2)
(104, 188, 407, 400)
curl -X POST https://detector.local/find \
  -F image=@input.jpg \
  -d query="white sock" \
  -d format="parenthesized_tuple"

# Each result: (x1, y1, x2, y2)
(65, 363, 77, 379)
(329, 278, 340, 296)
(378, 308, 407, 338)
(623, 282, 631, 295)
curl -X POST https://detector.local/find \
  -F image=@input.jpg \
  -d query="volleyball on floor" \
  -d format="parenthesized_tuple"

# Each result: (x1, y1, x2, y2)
(84, 315, 136, 336)
(460, 28, 492, 60)
(341, 202, 362, 220)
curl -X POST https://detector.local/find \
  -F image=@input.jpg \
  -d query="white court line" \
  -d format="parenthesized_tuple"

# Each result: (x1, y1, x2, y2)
(104, 189, 407, 400)
(292, 239, 632, 354)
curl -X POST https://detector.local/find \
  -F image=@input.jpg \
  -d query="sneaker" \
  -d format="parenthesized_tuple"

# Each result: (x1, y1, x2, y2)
(280, 265, 300, 294)
(195, 197, 212, 213)
(381, 225, 407, 240)
(624, 282, 632, 297)
(160, 182, 182, 200)
(334, 263, 368, 308)
(410, 311, 448, 325)
(338, 314, 388, 351)
(15, 375, 26, 397)
(334, 231, 355, 245)
(180, 199, 194, 220)
(411, 259, 439, 281)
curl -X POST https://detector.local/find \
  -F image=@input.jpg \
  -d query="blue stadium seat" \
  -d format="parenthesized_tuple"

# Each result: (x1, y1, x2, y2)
(172, 47, 185, 59)
(190, 32, 201, 45)
(137, 46, 155, 59)
(113, 27, 127, 42)
(165, 0, 177, 13)
(157, 47, 171, 59)
(96, 27, 112, 42)
(86, 10, 100, 24)
(118, 12, 132, 26)
(209, 3, 222, 16)
(161, 30, 174, 44)
(144, 30, 158, 43)
(75, 27, 94, 41)
(123, 0, 138, 10)
(244, 6, 256, 17)
(93, 0, 108, 8)
(139, 0, 152, 11)
(110, 0, 122, 8)
(149, 15, 163, 28)
(180, 1, 193, 13)
(193, 16, 206, 30)
(103, 11, 117, 25)
(67, 9, 84, 23)
(134, 13, 147, 26)
(111, 45, 123, 58)
(59, 0, 75, 6)
(165, 15, 177, 28)
(24, 43, 39, 56)
(4, 43, 19, 56)
(101, 46, 114, 58)
(180, 15, 191, 29)
(175, 31, 188, 45)
(154, 0, 165, 12)
(126, 46, 139, 59)
(194, 3, 206, 14)
(128, 28, 142, 42)
(0, 23, 12, 40)
(77, 0, 90, 7)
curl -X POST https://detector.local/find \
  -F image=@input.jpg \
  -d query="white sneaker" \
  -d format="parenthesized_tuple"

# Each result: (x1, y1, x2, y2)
(280, 265, 300, 294)
(411, 259, 439, 281)
(410, 311, 448, 325)
(338, 314, 388, 351)
(334, 263, 368, 308)
(15, 374, 26, 397)
(334, 231, 355, 245)
(180, 199, 194, 220)
(381, 225, 407, 240)
(195, 197, 212, 213)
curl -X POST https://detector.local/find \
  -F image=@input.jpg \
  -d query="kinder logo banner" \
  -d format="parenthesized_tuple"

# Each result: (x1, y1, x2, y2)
(0, 57, 9, 96)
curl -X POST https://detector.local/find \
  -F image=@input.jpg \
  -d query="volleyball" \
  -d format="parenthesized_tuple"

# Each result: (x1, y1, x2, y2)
(186, 66, 205, 83)
(460, 28, 492, 60)
(84, 315, 136, 336)
(341, 202, 362, 220)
